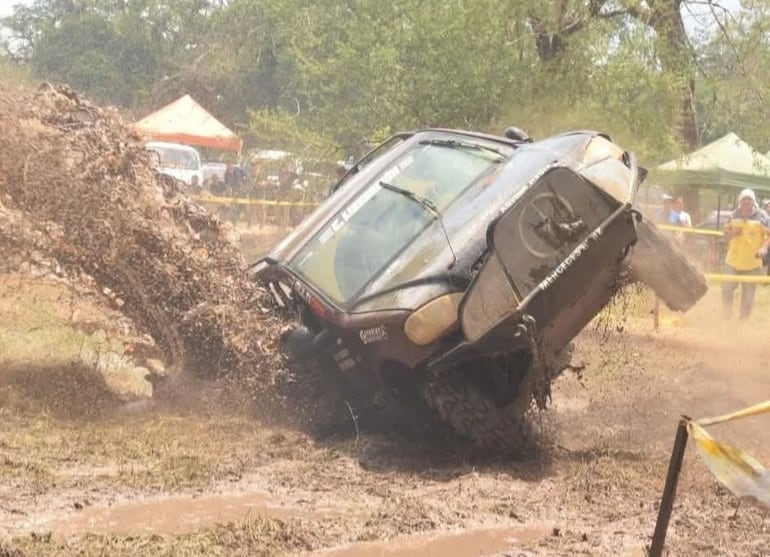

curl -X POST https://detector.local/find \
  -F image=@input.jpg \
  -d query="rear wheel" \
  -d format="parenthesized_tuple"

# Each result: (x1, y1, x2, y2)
(630, 219, 708, 311)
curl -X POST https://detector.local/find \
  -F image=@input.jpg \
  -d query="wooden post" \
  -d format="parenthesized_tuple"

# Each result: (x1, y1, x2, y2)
(653, 296, 660, 332)
(649, 417, 690, 557)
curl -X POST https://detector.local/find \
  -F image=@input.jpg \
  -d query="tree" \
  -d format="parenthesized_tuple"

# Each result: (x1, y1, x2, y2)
(31, 13, 162, 106)
(1, 0, 218, 109)
(0, 0, 762, 165)
(519, 1, 701, 151)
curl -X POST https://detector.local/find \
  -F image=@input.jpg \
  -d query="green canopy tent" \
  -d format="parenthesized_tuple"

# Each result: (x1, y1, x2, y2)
(652, 132, 770, 194)
(642, 133, 770, 271)
(645, 132, 770, 226)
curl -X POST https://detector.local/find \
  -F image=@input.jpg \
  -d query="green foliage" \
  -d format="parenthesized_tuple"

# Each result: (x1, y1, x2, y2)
(31, 13, 161, 106)
(1, 0, 767, 163)
(0, 55, 33, 88)
(245, 108, 338, 159)
(695, 9, 770, 153)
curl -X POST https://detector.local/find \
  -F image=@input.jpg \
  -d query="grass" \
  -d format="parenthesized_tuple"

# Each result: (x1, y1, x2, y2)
(0, 275, 150, 398)
(5, 514, 327, 557)
(0, 409, 308, 499)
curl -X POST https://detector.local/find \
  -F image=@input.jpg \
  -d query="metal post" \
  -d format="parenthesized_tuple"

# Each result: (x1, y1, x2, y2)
(713, 190, 723, 271)
(649, 417, 690, 557)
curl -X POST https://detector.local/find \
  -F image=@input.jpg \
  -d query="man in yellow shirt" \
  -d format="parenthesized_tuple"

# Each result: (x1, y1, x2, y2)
(723, 188, 770, 319)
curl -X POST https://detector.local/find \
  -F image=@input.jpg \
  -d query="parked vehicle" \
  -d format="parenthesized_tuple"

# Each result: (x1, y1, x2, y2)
(146, 141, 203, 188)
(253, 128, 707, 448)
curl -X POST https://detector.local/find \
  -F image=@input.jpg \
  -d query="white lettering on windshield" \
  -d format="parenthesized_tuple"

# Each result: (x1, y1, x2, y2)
(318, 155, 416, 246)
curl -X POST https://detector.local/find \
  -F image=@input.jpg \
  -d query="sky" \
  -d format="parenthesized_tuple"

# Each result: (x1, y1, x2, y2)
(0, 0, 27, 18)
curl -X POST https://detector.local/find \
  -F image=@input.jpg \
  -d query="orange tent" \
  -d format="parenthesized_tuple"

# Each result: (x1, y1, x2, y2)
(131, 95, 243, 153)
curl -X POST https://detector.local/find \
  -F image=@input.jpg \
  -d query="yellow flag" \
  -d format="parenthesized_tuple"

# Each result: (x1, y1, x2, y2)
(687, 420, 770, 509)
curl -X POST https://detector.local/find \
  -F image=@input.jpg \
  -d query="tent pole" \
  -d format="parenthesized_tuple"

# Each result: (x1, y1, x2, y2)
(716, 189, 722, 229)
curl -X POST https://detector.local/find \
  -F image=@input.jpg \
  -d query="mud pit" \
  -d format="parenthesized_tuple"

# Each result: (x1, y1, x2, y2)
(1, 85, 769, 555)
(3, 276, 770, 556)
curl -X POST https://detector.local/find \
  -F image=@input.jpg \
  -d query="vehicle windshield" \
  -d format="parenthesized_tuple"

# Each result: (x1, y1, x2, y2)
(288, 136, 507, 306)
(149, 145, 200, 170)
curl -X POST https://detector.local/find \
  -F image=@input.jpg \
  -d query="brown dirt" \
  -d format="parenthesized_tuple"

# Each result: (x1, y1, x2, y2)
(1, 286, 769, 556)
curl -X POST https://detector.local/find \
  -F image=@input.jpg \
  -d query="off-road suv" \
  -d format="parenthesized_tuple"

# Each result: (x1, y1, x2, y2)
(252, 128, 707, 447)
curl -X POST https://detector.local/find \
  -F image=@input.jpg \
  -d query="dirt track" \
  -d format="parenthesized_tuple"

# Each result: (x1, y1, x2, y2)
(2, 277, 769, 556)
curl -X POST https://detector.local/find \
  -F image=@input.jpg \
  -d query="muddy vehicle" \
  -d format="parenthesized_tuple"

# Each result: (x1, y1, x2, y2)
(252, 128, 707, 447)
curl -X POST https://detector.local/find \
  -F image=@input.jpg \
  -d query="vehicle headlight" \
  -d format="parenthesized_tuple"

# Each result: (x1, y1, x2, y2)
(404, 293, 464, 346)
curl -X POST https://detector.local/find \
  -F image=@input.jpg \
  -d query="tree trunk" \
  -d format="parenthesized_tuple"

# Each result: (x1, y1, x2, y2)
(646, 0, 700, 150)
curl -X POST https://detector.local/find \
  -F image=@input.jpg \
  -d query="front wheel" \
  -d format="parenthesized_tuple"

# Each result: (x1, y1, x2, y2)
(421, 367, 530, 452)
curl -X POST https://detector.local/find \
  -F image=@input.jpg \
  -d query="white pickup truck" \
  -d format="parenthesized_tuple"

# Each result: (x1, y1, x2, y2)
(146, 141, 203, 188)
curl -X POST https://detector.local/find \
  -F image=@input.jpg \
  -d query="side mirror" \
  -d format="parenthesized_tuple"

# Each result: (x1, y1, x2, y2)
(504, 126, 532, 143)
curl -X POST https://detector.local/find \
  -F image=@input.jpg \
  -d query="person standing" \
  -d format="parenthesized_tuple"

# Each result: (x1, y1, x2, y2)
(657, 194, 675, 224)
(671, 197, 692, 227)
(722, 188, 770, 319)
(668, 196, 692, 245)
(764, 200, 770, 275)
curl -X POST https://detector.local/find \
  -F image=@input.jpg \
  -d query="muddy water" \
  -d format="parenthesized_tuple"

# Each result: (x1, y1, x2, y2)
(308, 525, 550, 557)
(42, 490, 331, 536)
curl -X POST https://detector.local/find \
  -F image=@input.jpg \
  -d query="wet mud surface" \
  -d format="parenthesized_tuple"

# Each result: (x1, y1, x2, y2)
(2, 288, 770, 556)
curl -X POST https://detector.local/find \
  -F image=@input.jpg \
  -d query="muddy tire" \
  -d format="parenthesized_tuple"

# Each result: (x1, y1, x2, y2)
(630, 219, 708, 311)
(421, 368, 530, 452)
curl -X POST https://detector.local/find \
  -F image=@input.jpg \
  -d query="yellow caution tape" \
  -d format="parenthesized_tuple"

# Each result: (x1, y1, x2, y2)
(190, 194, 317, 208)
(657, 224, 724, 237)
(687, 421, 770, 508)
(703, 273, 770, 284)
(685, 400, 770, 509)
(697, 400, 770, 427)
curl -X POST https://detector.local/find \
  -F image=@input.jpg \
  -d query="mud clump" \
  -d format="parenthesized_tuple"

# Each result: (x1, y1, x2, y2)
(0, 83, 289, 405)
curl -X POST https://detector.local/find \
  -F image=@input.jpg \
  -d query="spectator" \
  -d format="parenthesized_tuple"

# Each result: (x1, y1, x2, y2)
(722, 188, 770, 319)
(657, 194, 674, 224)
(670, 197, 692, 227)
(669, 196, 692, 245)
(764, 200, 770, 274)
(225, 163, 245, 194)
(324, 164, 349, 197)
